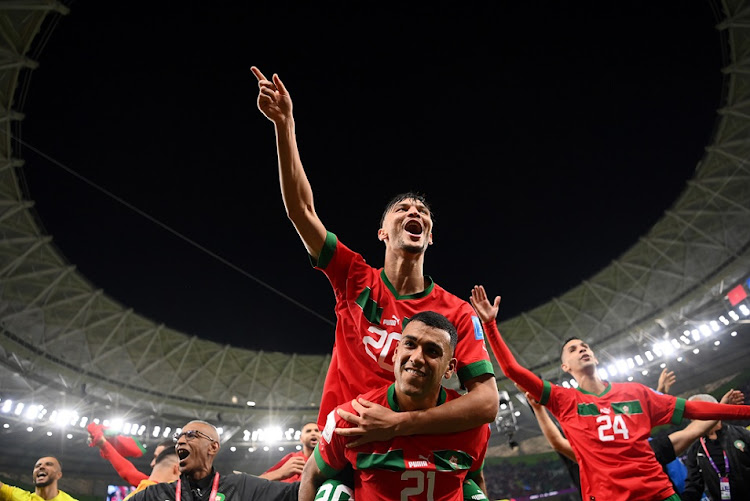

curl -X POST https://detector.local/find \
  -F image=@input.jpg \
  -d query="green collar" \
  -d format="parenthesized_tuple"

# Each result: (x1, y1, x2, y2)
(576, 380, 612, 397)
(387, 383, 447, 411)
(380, 269, 434, 299)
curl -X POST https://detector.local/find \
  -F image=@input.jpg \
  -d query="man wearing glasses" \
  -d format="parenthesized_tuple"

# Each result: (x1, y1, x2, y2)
(129, 420, 298, 501)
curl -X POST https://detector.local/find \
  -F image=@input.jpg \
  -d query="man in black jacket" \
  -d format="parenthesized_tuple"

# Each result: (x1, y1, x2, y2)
(682, 394, 750, 501)
(129, 420, 297, 501)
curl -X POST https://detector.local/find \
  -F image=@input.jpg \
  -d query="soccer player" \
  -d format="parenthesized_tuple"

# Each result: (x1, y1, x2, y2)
(252, 66, 497, 443)
(470, 285, 750, 501)
(0, 457, 77, 501)
(260, 422, 320, 482)
(299, 311, 489, 501)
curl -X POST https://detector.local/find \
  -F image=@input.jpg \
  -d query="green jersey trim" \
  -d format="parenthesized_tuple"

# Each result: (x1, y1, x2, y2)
(314, 445, 342, 478)
(671, 397, 686, 425)
(356, 287, 383, 324)
(612, 400, 643, 415)
(387, 383, 447, 412)
(540, 380, 552, 406)
(309, 231, 338, 269)
(356, 449, 405, 471)
(457, 360, 494, 384)
(380, 269, 435, 299)
(576, 382, 612, 397)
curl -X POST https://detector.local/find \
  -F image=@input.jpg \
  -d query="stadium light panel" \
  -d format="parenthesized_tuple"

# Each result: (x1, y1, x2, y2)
(729, 310, 740, 321)
(670, 339, 681, 350)
(66, 434, 72, 439)
(731, 331, 737, 337)
(1, 400, 12, 413)
(714, 340, 721, 346)
(598, 369, 608, 380)
(26, 426, 33, 432)
(693, 348, 700, 354)
(627, 376, 634, 381)
(217, 427, 224, 435)
(719, 316, 729, 326)
(249, 447, 256, 452)
(562, 381, 570, 388)
(680, 336, 690, 345)
(691, 330, 700, 342)
(634, 355, 644, 366)
(263, 446, 270, 452)
(514, 411, 521, 417)
(247, 401, 256, 407)
(740, 304, 750, 316)
(607, 365, 618, 377)
(641, 369, 649, 376)
(78, 416, 87, 427)
(626, 358, 635, 369)
(46, 431, 52, 436)
(163, 427, 172, 438)
(230, 446, 236, 452)
(570, 379, 579, 388)
(677, 357, 683, 362)
(296, 445, 302, 451)
(616, 360, 628, 374)
(710, 321, 720, 332)
(660, 363, 666, 369)
(645, 351, 654, 361)
(24, 405, 40, 420)
(153, 426, 161, 437)
(699, 325, 711, 337)
(279, 447, 284, 451)
(14, 402, 24, 416)
(2, 423, 8, 429)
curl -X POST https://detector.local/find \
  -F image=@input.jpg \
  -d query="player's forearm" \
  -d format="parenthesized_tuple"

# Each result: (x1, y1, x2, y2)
(399, 377, 497, 435)
(683, 400, 750, 420)
(533, 407, 576, 461)
(298, 462, 325, 501)
(483, 321, 544, 400)
(99, 441, 148, 486)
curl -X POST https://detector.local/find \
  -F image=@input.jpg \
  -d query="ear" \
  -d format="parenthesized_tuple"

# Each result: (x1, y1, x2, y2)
(392, 340, 401, 363)
(428, 232, 433, 245)
(172, 463, 180, 477)
(443, 357, 457, 379)
(378, 227, 388, 242)
(561, 362, 570, 374)
(208, 440, 220, 456)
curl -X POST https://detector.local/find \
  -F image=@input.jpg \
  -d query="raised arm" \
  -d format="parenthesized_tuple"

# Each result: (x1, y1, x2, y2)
(526, 392, 576, 461)
(656, 368, 676, 394)
(252, 66, 327, 258)
(670, 389, 745, 455)
(470, 286, 545, 400)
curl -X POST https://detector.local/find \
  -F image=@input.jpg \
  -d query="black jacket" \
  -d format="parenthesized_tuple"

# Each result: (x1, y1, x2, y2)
(130, 470, 298, 501)
(682, 424, 750, 501)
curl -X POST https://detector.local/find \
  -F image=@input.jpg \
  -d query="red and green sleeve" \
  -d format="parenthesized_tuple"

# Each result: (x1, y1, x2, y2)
(684, 399, 750, 421)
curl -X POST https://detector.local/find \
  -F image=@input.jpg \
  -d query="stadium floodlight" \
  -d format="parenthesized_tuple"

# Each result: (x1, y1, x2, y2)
(714, 340, 721, 346)
(719, 315, 730, 326)
(710, 321, 720, 332)
(691, 330, 701, 342)
(670, 339, 681, 350)
(66, 434, 73, 439)
(645, 351, 654, 361)
(570, 379, 579, 388)
(57, 410, 78, 427)
(677, 357, 683, 362)
(562, 381, 570, 388)
(598, 369, 608, 380)
(626, 358, 635, 369)
(25, 405, 41, 420)
(247, 401, 256, 407)
(14, 402, 24, 416)
(642, 369, 649, 376)
(731, 331, 737, 337)
(607, 365, 618, 377)
(693, 348, 700, 354)
(263, 446, 270, 452)
(279, 447, 284, 451)
(79, 416, 87, 427)
(740, 304, 750, 316)
(1, 400, 12, 413)
(217, 427, 224, 435)
(2, 423, 8, 429)
(296, 445, 302, 451)
(634, 355, 644, 366)
(699, 325, 711, 337)
(138, 425, 146, 436)
(616, 360, 628, 374)
(163, 427, 172, 438)
(230, 446, 236, 452)
(285, 428, 294, 440)
(153, 426, 161, 437)
(627, 376, 634, 381)
(46, 431, 52, 436)
(729, 310, 740, 321)
(26, 426, 33, 432)
(123, 423, 131, 435)
(680, 336, 691, 345)
(514, 411, 521, 417)
(294, 430, 301, 440)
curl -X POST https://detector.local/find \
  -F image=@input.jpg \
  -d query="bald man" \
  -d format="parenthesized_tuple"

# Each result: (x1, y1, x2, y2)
(129, 420, 297, 501)
(0, 457, 78, 501)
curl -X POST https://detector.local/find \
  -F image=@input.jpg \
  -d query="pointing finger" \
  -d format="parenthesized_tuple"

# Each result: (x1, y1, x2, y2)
(273, 73, 288, 94)
(251, 66, 268, 82)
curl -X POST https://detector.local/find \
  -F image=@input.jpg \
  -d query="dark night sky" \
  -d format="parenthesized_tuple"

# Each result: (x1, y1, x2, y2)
(17, 2, 723, 355)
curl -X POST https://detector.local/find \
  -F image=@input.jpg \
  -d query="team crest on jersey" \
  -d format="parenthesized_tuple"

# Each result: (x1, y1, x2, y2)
(735, 440, 746, 452)
(322, 410, 336, 443)
(215, 494, 225, 501)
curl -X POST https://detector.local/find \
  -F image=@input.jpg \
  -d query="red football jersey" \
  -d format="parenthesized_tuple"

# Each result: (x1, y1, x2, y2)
(313, 232, 493, 426)
(315, 384, 489, 501)
(540, 380, 685, 501)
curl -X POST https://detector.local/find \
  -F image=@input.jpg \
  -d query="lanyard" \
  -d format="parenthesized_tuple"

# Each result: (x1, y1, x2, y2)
(175, 472, 220, 501)
(700, 437, 730, 478)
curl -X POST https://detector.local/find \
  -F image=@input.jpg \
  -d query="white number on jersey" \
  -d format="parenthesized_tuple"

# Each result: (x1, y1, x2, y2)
(363, 326, 401, 371)
(401, 470, 435, 501)
(596, 414, 630, 442)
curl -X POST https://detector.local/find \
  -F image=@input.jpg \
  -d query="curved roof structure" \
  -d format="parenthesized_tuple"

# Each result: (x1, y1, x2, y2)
(0, 0, 749, 478)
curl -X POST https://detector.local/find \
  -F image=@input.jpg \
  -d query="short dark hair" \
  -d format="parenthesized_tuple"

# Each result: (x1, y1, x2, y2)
(409, 311, 458, 350)
(154, 446, 177, 465)
(380, 192, 433, 227)
(156, 439, 174, 449)
(560, 336, 583, 361)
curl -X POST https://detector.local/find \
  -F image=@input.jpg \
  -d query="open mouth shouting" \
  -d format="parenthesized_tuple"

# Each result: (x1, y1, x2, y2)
(404, 220, 423, 237)
(176, 447, 190, 465)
